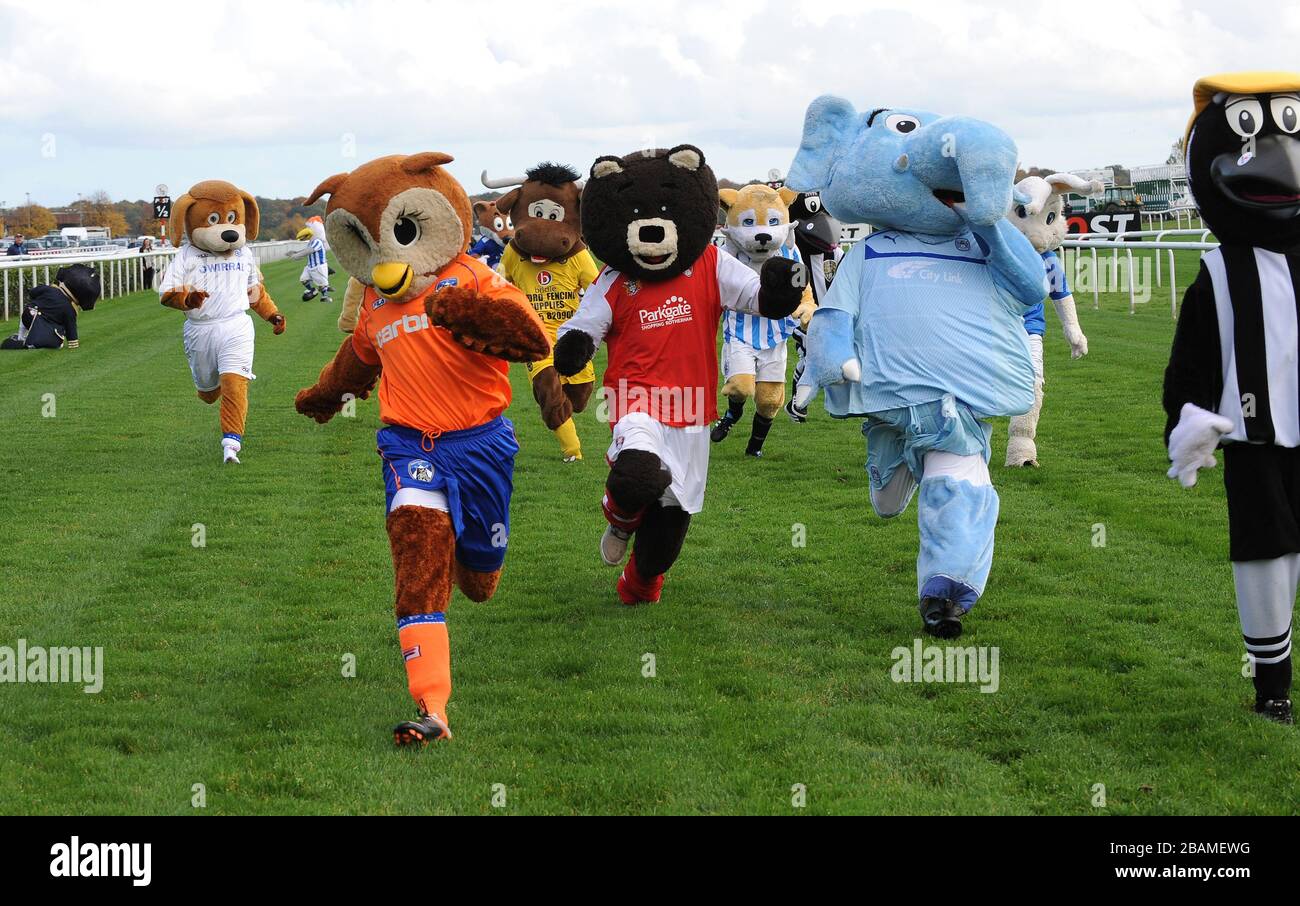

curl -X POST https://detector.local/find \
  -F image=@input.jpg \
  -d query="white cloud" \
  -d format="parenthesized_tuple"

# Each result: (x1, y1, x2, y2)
(0, 0, 1296, 203)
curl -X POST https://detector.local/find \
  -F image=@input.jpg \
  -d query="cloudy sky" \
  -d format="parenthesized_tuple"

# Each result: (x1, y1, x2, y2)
(0, 0, 1295, 206)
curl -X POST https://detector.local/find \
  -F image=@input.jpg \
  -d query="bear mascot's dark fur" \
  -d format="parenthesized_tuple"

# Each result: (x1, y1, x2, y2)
(554, 144, 804, 605)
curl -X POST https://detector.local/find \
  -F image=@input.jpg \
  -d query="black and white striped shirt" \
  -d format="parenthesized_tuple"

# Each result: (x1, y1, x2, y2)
(1205, 246, 1300, 445)
(1167, 246, 1300, 447)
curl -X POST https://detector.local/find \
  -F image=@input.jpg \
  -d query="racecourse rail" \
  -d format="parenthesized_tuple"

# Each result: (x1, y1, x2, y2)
(0, 240, 305, 321)
(1059, 227, 1218, 318)
(0, 231, 1216, 323)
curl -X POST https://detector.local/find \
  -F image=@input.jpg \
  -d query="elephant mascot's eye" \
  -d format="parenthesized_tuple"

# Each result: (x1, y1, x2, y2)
(1015, 205, 1028, 219)
(885, 114, 921, 135)
(393, 215, 420, 246)
(1046, 212, 1056, 225)
(1225, 97, 1265, 138)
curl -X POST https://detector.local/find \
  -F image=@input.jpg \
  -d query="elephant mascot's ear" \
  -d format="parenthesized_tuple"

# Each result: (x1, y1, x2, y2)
(787, 95, 859, 192)
(169, 193, 194, 246)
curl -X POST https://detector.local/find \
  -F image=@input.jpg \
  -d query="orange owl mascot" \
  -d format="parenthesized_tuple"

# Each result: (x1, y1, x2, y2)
(294, 153, 549, 745)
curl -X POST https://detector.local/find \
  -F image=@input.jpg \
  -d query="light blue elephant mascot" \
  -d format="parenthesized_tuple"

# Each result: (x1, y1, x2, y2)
(788, 96, 1046, 639)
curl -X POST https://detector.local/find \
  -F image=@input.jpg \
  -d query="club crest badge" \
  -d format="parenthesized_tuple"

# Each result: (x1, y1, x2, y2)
(625, 279, 639, 296)
(436, 277, 459, 291)
(408, 460, 435, 483)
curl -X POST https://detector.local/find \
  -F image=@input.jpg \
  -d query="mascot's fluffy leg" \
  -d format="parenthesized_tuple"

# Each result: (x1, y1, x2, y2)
(531, 366, 584, 461)
(387, 492, 456, 743)
(1233, 555, 1298, 719)
(218, 373, 249, 463)
(195, 374, 249, 464)
(865, 400, 997, 639)
(600, 449, 675, 604)
(712, 372, 754, 443)
(621, 503, 691, 604)
(1006, 334, 1045, 467)
(750, 381, 785, 456)
(915, 451, 999, 638)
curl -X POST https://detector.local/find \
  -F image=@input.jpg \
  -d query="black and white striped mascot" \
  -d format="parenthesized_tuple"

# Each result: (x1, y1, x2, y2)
(1164, 72, 1300, 724)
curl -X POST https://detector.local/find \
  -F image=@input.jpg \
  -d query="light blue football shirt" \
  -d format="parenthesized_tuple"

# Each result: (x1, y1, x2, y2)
(818, 229, 1036, 418)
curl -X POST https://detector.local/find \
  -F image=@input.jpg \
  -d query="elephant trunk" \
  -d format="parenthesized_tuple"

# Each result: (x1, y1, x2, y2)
(906, 116, 1020, 226)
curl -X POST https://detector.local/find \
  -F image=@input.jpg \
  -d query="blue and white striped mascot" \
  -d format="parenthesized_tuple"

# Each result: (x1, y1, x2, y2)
(788, 96, 1046, 638)
(711, 182, 816, 457)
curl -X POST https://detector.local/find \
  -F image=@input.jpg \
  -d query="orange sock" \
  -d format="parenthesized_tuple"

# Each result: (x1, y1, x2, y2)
(398, 614, 451, 719)
(219, 373, 249, 438)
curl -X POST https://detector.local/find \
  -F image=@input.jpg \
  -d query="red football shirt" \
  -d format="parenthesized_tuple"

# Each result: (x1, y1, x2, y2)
(559, 244, 764, 428)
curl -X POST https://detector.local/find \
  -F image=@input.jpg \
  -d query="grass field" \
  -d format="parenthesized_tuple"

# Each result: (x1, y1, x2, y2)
(1, 248, 1298, 816)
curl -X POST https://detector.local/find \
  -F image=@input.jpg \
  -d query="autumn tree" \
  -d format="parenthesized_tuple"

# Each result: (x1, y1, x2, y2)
(9, 203, 55, 237)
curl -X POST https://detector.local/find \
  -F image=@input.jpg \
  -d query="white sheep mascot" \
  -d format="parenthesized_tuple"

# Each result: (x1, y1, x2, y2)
(1004, 172, 1102, 467)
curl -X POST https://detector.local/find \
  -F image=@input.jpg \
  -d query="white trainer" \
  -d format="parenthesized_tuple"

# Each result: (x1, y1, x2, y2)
(600, 525, 631, 567)
(222, 441, 242, 465)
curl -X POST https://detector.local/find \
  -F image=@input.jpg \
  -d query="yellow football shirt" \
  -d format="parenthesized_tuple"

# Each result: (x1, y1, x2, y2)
(501, 244, 600, 382)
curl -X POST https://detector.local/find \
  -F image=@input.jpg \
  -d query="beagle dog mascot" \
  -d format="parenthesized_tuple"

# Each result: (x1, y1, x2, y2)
(158, 180, 285, 464)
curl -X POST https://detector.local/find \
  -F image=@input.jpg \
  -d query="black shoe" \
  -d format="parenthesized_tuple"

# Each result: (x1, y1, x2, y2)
(745, 445, 764, 458)
(1255, 698, 1294, 724)
(393, 710, 452, 746)
(302, 287, 318, 301)
(919, 597, 964, 639)
(785, 397, 808, 423)
(710, 413, 737, 443)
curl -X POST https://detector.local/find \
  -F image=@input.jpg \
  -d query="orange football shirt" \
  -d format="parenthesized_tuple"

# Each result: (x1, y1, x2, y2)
(352, 254, 538, 434)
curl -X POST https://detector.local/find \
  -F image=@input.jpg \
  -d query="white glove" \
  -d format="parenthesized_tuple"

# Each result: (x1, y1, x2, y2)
(1052, 295, 1088, 359)
(1166, 402, 1233, 488)
(793, 358, 860, 408)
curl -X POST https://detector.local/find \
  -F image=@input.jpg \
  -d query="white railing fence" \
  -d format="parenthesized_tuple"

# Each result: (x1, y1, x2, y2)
(1139, 206, 1203, 231)
(0, 240, 304, 321)
(1060, 228, 1218, 318)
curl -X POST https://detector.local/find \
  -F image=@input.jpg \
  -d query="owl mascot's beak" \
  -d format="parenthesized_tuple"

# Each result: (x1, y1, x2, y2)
(372, 262, 413, 299)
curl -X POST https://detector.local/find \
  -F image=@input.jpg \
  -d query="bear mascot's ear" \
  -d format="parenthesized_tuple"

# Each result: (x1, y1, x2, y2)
(306, 173, 349, 206)
(667, 145, 704, 171)
(239, 189, 260, 241)
(718, 188, 739, 211)
(169, 193, 195, 246)
(591, 156, 625, 180)
(787, 95, 860, 192)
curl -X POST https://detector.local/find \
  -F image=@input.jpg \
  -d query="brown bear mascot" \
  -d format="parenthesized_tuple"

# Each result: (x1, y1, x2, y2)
(553, 145, 805, 605)
(294, 152, 549, 745)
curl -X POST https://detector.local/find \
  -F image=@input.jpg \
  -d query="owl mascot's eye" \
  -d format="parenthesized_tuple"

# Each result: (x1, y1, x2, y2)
(393, 216, 419, 246)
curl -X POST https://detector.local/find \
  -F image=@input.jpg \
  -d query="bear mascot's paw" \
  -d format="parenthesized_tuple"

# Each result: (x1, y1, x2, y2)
(553, 330, 597, 378)
(757, 256, 807, 320)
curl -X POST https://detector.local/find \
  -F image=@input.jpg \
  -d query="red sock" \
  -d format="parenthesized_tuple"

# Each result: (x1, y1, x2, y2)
(617, 551, 664, 604)
(398, 614, 451, 719)
(603, 493, 644, 532)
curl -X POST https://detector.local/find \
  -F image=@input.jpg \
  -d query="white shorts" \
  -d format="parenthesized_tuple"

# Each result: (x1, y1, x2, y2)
(607, 411, 710, 514)
(300, 264, 329, 288)
(722, 338, 788, 384)
(183, 315, 255, 392)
